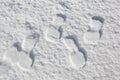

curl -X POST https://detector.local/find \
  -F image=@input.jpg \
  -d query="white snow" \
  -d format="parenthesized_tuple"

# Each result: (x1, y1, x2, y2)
(0, 0, 120, 80)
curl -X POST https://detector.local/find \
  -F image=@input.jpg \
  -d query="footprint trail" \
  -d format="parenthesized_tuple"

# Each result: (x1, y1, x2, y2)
(21, 33, 40, 68)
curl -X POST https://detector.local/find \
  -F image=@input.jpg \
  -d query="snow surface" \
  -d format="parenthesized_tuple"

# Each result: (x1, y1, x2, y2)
(0, 0, 120, 80)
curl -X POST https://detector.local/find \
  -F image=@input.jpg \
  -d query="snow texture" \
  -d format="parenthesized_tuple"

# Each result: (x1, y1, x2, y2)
(0, 0, 120, 80)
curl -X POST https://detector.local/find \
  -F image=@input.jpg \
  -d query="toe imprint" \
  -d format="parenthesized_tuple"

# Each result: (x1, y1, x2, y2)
(45, 26, 62, 43)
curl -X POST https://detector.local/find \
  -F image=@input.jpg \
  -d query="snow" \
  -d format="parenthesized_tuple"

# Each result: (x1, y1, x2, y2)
(0, 0, 120, 80)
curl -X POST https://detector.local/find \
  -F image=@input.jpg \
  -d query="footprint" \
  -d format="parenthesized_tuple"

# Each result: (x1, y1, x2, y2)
(45, 27, 62, 43)
(63, 35, 87, 68)
(22, 33, 39, 67)
(83, 16, 105, 44)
